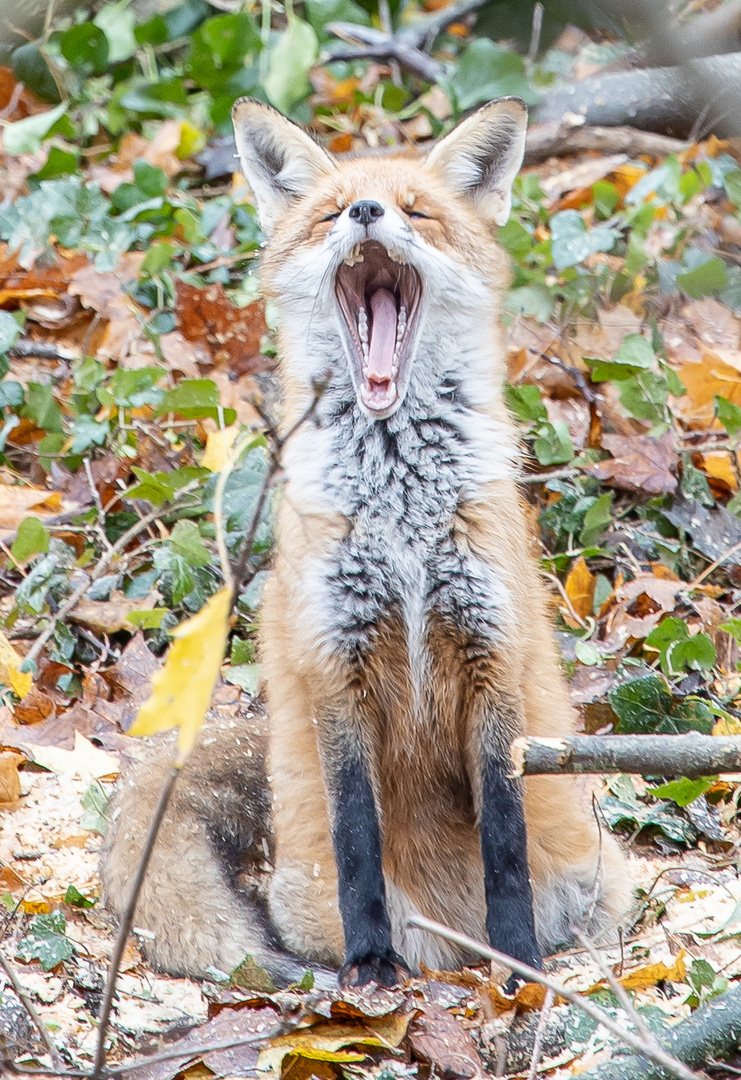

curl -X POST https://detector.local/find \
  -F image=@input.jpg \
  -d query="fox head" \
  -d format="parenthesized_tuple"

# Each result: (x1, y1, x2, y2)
(232, 98, 526, 421)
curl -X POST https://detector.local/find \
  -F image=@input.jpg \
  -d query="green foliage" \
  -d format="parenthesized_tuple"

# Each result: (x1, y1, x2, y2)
(17, 911, 75, 970)
(550, 210, 618, 271)
(80, 781, 110, 835)
(451, 40, 538, 109)
(64, 885, 96, 908)
(11, 518, 50, 566)
(644, 618, 716, 677)
(608, 674, 714, 735)
(648, 777, 717, 807)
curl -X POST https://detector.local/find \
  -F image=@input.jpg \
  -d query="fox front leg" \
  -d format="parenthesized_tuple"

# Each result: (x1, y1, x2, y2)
(322, 732, 409, 988)
(474, 703, 543, 975)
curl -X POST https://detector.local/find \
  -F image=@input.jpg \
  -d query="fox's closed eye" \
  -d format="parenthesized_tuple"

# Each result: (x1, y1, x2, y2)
(404, 209, 431, 220)
(321, 211, 341, 222)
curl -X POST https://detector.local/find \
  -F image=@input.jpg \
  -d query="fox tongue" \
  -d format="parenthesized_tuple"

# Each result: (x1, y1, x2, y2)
(367, 289, 397, 382)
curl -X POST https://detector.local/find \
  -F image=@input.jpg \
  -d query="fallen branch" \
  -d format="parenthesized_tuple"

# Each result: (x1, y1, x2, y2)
(510, 734, 741, 778)
(533, 51, 741, 137)
(523, 123, 688, 165)
(565, 983, 741, 1080)
(406, 914, 701, 1080)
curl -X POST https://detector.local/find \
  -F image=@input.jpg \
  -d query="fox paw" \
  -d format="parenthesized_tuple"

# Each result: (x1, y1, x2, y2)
(339, 951, 410, 989)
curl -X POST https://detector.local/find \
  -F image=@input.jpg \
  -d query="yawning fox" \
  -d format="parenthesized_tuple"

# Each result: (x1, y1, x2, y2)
(102, 97, 631, 986)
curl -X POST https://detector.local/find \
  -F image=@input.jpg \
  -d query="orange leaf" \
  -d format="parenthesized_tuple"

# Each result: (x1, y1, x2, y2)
(564, 557, 595, 620)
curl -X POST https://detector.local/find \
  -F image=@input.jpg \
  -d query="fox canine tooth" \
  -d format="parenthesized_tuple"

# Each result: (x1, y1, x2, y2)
(344, 245, 364, 266)
(387, 249, 407, 264)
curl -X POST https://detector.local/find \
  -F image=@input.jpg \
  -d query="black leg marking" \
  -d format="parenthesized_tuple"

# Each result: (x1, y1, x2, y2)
(480, 755, 543, 972)
(331, 756, 409, 988)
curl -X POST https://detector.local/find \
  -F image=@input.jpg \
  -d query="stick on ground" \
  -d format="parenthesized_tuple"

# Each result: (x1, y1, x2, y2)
(510, 733, 741, 778)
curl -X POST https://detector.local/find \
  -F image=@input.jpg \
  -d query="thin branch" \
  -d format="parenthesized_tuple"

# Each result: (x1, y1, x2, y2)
(526, 985, 554, 1080)
(0, 948, 63, 1068)
(110, 1023, 288, 1076)
(230, 382, 326, 595)
(406, 914, 702, 1080)
(574, 930, 654, 1046)
(91, 765, 180, 1080)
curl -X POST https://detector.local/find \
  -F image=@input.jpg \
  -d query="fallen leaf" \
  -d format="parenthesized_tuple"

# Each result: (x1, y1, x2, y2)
(588, 432, 678, 495)
(257, 1024, 387, 1075)
(0, 486, 64, 530)
(202, 425, 239, 472)
(13, 687, 54, 724)
(176, 281, 268, 376)
(592, 951, 687, 993)
(0, 630, 32, 698)
(713, 716, 741, 735)
(0, 750, 23, 808)
(70, 592, 154, 635)
(22, 731, 119, 780)
(564, 557, 596, 620)
(408, 1003, 482, 1078)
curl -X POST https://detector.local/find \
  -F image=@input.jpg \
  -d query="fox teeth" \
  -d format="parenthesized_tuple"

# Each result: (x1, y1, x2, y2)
(344, 245, 364, 266)
(358, 307, 368, 344)
(397, 304, 407, 336)
(388, 249, 407, 265)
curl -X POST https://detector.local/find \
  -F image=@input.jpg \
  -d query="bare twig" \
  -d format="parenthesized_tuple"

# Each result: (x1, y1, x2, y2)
(527, 985, 554, 1080)
(683, 538, 741, 590)
(91, 765, 180, 1080)
(110, 1023, 288, 1076)
(0, 948, 63, 1068)
(574, 930, 654, 1045)
(407, 914, 702, 1080)
(83, 459, 113, 553)
(229, 382, 326, 595)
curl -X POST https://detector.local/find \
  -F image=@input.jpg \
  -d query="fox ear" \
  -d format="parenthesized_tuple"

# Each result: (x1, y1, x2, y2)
(426, 98, 527, 226)
(232, 98, 336, 234)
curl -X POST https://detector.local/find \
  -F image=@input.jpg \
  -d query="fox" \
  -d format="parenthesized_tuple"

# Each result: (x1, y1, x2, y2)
(101, 96, 632, 988)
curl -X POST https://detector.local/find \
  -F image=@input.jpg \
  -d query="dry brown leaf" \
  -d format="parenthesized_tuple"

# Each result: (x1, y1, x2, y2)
(0, 485, 64, 529)
(588, 432, 677, 495)
(408, 1003, 482, 1078)
(592, 950, 687, 993)
(683, 298, 741, 351)
(13, 687, 54, 726)
(564, 557, 596, 621)
(70, 591, 154, 636)
(175, 281, 269, 376)
(0, 750, 23, 808)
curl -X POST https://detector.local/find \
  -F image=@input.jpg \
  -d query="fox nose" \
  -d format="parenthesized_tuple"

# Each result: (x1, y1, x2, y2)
(349, 200, 384, 227)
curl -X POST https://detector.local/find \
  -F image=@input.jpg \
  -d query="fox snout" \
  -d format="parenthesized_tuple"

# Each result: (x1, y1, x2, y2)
(348, 200, 385, 227)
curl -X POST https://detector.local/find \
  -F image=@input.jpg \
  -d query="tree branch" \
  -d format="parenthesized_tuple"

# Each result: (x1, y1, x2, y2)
(510, 734, 741, 778)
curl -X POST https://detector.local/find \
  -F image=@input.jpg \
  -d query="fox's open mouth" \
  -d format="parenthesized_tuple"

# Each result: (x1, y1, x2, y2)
(335, 241, 422, 417)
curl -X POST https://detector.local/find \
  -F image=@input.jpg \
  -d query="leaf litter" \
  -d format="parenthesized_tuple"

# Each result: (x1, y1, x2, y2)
(5, 2, 741, 1078)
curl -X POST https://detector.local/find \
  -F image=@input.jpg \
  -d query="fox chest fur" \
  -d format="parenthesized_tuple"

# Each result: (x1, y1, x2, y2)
(291, 389, 514, 676)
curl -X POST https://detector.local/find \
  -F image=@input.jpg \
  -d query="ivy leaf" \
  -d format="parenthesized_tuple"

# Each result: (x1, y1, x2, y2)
(11, 517, 50, 566)
(60, 23, 109, 75)
(608, 673, 713, 735)
(451, 40, 538, 110)
(170, 520, 211, 568)
(677, 257, 729, 298)
(585, 334, 654, 382)
(550, 210, 618, 271)
(159, 379, 236, 425)
(533, 420, 573, 466)
(17, 911, 74, 971)
(80, 780, 110, 834)
(3, 103, 67, 156)
(645, 617, 717, 677)
(264, 16, 318, 114)
(648, 777, 717, 808)
(716, 396, 741, 438)
(64, 885, 96, 908)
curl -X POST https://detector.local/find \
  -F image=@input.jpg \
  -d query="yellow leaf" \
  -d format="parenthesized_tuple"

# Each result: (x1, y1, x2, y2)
(257, 1024, 388, 1075)
(713, 715, 741, 735)
(202, 425, 239, 472)
(564, 557, 595, 621)
(0, 631, 31, 698)
(128, 588, 231, 765)
(619, 950, 686, 990)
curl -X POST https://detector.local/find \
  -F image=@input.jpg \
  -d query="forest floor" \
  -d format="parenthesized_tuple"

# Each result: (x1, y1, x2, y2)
(4, 2, 741, 1078)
